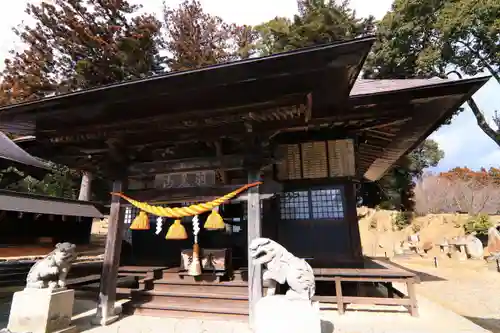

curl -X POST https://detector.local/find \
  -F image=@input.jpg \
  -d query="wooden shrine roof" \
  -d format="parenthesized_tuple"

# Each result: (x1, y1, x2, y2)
(0, 131, 52, 187)
(0, 36, 490, 181)
(0, 190, 106, 217)
(0, 131, 51, 170)
(349, 77, 488, 180)
(0, 37, 374, 135)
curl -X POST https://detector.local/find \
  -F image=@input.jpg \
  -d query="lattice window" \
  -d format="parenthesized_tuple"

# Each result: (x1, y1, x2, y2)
(310, 189, 344, 219)
(124, 207, 133, 225)
(279, 191, 310, 220)
(123, 207, 134, 243)
(279, 187, 345, 220)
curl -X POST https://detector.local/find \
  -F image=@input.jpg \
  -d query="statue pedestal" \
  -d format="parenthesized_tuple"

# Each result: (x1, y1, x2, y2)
(7, 288, 77, 333)
(254, 295, 321, 333)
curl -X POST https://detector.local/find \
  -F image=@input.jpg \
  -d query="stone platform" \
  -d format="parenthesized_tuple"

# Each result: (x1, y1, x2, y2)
(7, 288, 76, 333)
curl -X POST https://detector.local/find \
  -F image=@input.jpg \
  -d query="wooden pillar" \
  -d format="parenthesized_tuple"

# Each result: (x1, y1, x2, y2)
(78, 171, 93, 201)
(93, 179, 127, 325)
(247, 169, 263, 327)
(344, 181, 363, 260)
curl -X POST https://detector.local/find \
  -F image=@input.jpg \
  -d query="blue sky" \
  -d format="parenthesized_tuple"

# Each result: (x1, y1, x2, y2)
(429, 76, 499, 172)
(0, 0, 498, 173)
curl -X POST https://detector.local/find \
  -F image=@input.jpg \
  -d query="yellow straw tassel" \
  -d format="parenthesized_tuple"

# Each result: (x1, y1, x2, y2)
(166, 220, 188, 240)
(129, 211, 150, 230)
(204, 209, 225, 230)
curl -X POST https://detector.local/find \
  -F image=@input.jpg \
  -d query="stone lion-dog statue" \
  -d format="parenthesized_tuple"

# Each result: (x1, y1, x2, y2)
(25, 242, 77, 289)
(249, 237, 315, 300)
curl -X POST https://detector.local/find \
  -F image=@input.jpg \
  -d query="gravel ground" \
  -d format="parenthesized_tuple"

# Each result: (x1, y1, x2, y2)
(394, 258, 500, 333)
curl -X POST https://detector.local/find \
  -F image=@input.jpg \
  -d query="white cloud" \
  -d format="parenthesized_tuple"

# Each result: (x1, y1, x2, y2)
(0, 0, 31, 61)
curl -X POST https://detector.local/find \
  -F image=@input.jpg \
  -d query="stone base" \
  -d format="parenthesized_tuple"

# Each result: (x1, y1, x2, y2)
(53, 325, 77, 333)
(7, 288, 76, 333)
(254, 295, 321, 333)
(90, 302, 124, 326)
(90, 315, 119, 327)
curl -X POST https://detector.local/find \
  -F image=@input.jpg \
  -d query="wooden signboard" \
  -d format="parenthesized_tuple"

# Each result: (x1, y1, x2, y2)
(154, 170, 216, 189)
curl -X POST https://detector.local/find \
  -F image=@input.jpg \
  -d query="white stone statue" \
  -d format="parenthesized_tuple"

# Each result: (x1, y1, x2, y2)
(8, 243, 78, 333)
(250, 238, 321, 333)
(249, 237, 315, 300)
(26, 242, 77, 289)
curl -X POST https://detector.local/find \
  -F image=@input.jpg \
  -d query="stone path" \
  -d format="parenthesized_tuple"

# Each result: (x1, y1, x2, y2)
(70, 294, 487, 333)
(0, 261, 493, 333)
(395, 259, 500, 333)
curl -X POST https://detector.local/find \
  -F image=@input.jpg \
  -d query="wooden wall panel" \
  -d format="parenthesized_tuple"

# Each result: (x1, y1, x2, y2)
(328, 139, 355, 177)
(276, 139, 355, 180)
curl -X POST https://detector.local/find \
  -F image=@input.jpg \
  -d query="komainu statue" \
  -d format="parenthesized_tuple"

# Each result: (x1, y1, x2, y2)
(250, 238, 321, 333)
(26, 242, 77, 289)
(249, 237, 315, 300)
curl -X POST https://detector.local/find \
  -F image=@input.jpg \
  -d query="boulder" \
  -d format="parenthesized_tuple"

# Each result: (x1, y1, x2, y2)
(465, 235, 484, 260)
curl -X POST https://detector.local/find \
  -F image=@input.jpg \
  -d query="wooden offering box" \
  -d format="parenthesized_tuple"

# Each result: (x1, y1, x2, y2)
(180, 248, 231, 272)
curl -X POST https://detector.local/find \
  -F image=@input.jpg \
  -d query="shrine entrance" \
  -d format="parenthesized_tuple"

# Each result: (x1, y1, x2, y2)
(124, 201, 250, 270)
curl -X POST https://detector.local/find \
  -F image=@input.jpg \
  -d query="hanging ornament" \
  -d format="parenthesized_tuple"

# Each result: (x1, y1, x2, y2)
(188, 215, 202, 276)
(165, 219, 188, 240)
(130, 211, 150, 230)
(155, 216, 163, 235)
(204, 207, 225, 230)
(111, 182, 262, 219)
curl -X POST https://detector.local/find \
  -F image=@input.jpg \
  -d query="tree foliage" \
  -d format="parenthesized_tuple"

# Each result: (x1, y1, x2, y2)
(414, 167, 500, 215)
(363, 0, 449, 79)
(365, 0, 500, 81)
(6, 164, 80, 199)
(163, 0, 257, 71)
(362, 139, 445, 211)
(0, 0, 164, 198)
(0, 0, 163, 105)
(407, 139, 445, 178)
(439, 167, 500, 186)
(364, 0, 500, 147)
(437, 0, 500, 82)
(255, 0, 375, 55)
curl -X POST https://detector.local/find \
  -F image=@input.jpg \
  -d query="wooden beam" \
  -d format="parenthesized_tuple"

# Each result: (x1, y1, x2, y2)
(128, 155, 275, 176)
(94, 179, 127, 325)
(122, 181, 282, 203)
(47, 95, 305, 137)
(247, 169, 263, 327)
(214, 141, 227, 184)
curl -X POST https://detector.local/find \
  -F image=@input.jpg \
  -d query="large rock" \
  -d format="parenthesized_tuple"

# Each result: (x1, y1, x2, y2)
(7, 288, 76, 333)
(254, 295, 321, 333)
(465, 235, 484, 260)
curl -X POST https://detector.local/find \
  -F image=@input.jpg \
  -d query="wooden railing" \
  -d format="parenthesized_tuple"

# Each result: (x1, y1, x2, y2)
(312, 258, 420, 317)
